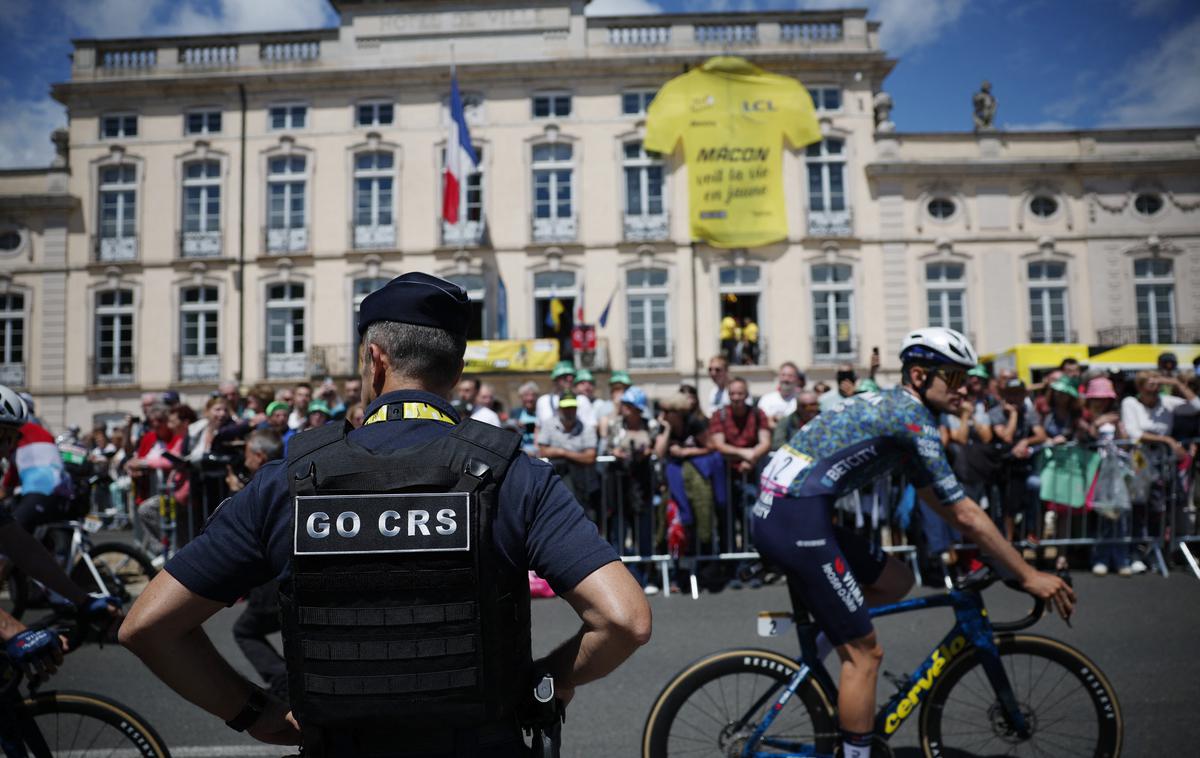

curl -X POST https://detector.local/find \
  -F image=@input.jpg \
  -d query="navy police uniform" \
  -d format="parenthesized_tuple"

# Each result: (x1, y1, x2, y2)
(166, 273, 618, 757)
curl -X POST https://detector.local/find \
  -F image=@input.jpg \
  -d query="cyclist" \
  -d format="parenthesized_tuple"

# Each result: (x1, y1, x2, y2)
(751, 328, 1074, 758)
(0, 384, 122, 678)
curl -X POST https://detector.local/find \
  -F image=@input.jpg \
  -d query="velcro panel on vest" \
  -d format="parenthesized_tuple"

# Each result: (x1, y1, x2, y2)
(305, 667, 478, 695)
(302, 635, 476, 661)
(298, 602, 474, 627)
(292, 568, 473, 593)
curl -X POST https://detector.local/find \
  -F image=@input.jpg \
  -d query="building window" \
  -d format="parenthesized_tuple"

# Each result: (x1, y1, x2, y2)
(184, 109, 222, 135)
(621, 89, 656, 116)
(1134, 193, 1163, 216)
(356, 100, 394, 127)
(534, 270, 577, 360)
(1134, 258, 1175, 343)
(809, 86, 842, 112)
(268, 104, 307, 130)
(441, 146, 485, 246)
(927, 197, 956, 220)
(626, 268, 670, 366)
(181, 160, 221, 257)
(445, 274, 487, 341)
(98, 164, 137, 261)
(0, 293, 24, 387)
(179, 286, 220, 382)
(266, 155, 307, 253)
(811, 263, 854, 359)
(531, 143, 575, 242)
(352, 151, 395, 249)
(805, 138, 850, 235)
(926, 262, 967, 334)
(352, 276, 389, 343)
(101, 113, 137, 139)
(532, 92, 571, 119)
(265, 282, 306, 378)
(1028, 261, 1070, 343)
(1030, 195, 1058, 218)
(718, 264, 762, 365)
(622, 141, 666, 241)
(95, 289, 135, 384)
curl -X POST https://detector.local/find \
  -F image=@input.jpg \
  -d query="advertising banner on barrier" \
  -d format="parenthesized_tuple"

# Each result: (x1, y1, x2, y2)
(644, 55, 821, 248)
(463, 339, 560, 373)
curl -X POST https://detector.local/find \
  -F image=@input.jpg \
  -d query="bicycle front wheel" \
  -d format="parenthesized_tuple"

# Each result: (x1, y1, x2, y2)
(19, 690, 172, 757)
(920, 634, 1122, 758)
(642, 648, 837, 758)
(73, 542, 158, 606)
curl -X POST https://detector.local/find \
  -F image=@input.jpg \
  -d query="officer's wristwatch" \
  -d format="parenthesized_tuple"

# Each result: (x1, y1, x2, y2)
(226, 686, 268, 732)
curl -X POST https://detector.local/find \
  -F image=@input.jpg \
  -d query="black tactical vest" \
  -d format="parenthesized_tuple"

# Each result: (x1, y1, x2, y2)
(280, 416, 531, 754)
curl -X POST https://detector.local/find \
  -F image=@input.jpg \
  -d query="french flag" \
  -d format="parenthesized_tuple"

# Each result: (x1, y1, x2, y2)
(442, 74, 479, 225)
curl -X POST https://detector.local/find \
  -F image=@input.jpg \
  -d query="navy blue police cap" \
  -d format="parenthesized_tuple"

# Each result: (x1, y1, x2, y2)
(356, 272, 471, 339)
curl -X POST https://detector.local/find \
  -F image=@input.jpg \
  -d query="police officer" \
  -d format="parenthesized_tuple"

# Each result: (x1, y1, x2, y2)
(121, 273, 652, 757)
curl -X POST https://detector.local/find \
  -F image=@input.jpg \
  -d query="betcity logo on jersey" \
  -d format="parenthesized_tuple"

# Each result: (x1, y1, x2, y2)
(821, 445, 878, 485)
(822, 560, 864, 613)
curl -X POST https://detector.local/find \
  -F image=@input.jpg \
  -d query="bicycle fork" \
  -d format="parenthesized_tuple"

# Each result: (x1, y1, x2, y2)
(954, 601, 1031, 740)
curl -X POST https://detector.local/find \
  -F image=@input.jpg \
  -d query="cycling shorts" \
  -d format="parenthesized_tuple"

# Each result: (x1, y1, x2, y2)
(750, 494, 888, 646)
(11, 493, 72, 532)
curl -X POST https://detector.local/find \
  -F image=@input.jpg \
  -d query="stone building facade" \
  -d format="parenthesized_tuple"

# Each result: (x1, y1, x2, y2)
(1, 0, 1197, 430)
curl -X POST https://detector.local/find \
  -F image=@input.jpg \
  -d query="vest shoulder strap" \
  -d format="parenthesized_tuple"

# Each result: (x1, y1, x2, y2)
(286, 421, 350, 466)
(448, 420, 522, 480)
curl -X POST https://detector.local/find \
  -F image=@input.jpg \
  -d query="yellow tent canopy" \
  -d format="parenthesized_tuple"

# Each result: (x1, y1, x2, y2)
(980, 343, 1090, 385)
(1087, 344, 1200, 372)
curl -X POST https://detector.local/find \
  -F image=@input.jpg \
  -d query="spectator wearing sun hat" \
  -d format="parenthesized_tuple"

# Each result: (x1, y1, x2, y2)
(596, 371, 631, 442)
(536, 360, 594, 429)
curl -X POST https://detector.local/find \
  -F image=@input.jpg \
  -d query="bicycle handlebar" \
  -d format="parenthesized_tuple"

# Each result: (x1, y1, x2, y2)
(953, 566, 1046, 632)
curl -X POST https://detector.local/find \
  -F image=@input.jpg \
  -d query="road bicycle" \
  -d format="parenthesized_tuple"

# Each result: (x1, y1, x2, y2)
(642, 566, 1122, 757)
(0, 606, 171, 757)
(2, 515, 157, 620)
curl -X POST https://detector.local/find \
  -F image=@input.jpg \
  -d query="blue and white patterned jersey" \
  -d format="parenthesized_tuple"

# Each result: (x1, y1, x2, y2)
(758, 388, 965, 507)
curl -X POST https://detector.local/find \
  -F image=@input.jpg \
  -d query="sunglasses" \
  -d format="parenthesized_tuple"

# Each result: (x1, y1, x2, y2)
(931, 367, 967, 391)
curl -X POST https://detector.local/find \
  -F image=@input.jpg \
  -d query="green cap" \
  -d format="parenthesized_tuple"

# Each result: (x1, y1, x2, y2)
(573, 368, 595, 384)
(307, 399, 332, 416)
(609, 370, 632, 387)
(967, 365, 990, 379)
(266, 400, 290, 416)
(855, 378, 880, 394)
(558, 392, 579, 409)
(550, 360, 576, 380)
(1049, 378, 1079, 399)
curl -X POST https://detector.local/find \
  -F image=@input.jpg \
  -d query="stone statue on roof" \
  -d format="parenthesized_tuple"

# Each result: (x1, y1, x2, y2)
(973, 81, 996, 131)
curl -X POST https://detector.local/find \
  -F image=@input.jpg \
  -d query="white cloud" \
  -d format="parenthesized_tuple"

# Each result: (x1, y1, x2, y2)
(1105, 15, 1200, 126)
(1002, 119, 1075, 131)
(0, 97, 66, 168)
(60, 0, 331, 39)
(586, 0, 664, 15)
(869, 0, 967, 56)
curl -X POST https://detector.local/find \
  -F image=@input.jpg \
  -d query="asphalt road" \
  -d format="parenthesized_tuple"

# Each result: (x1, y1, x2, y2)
(43, 571, 1200, 757)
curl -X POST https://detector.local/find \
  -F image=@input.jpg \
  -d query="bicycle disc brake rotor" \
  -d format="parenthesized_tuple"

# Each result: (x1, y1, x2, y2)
(987, 700, 1037, 743)
(717, 721, 752, 757)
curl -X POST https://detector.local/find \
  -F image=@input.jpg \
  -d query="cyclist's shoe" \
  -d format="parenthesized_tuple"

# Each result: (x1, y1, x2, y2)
(5, 628, 63, 678)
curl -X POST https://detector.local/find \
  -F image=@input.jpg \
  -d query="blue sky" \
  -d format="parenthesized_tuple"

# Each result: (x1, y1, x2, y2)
(1, 0, 1197, 168)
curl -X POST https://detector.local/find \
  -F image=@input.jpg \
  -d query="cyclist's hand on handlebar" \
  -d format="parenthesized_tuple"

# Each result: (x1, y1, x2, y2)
(247, 697, 302, 746)
(1022, 571, 1075, 621)
(5, 628, 64, 679)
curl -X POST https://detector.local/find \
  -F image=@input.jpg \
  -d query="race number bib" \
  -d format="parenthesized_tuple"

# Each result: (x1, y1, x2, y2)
(754, 445, 813, 517)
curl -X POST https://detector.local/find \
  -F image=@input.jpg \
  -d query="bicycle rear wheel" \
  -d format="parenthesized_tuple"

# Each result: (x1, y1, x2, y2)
(642, 648, 837, 757)
(19, 690, 171, 757)
(72, 543, 158, 606)
(920, 634, 1122, 758)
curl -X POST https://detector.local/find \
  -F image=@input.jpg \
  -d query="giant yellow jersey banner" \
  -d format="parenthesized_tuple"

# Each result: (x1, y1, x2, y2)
(644, 56, 821, 248)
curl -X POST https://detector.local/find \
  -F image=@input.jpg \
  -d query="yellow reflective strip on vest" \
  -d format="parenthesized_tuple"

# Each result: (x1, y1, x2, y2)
(362, 402, 456, 427)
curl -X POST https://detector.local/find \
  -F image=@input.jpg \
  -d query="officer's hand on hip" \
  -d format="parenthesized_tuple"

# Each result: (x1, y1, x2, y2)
(247, 697, 302, 746)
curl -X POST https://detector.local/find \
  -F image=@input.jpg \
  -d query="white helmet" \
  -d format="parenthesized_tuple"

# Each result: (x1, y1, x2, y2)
(0, 384, 28, 428)
(899, 327, 978, 369)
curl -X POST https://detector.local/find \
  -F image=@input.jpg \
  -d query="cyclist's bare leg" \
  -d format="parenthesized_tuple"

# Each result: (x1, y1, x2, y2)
(835, 631, 883, 733)
(863, 555, 914, 607)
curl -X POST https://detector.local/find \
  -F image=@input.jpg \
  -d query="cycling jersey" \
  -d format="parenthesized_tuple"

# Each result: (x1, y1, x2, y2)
(1, 422, 71, 499)
(758, 388, 965, 510)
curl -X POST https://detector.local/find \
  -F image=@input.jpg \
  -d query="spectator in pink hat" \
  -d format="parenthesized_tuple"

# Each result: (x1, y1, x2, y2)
(1081, 378, 1123, 440)
(1082, 376, 1133, 577)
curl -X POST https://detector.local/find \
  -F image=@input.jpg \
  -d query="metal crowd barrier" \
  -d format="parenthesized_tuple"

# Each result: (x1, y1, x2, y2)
(567, 437, 1199, 597)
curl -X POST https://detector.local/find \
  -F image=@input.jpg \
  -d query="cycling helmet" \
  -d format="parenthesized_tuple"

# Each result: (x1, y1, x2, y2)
(0, 384, 28, 428)
(899, 327, 978, 369)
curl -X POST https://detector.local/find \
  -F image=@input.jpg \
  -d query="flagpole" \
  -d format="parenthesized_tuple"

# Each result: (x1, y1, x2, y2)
(450, 43, 467, 264)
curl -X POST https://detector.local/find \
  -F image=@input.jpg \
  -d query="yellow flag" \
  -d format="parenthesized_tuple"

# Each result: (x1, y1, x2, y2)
(549, 298, 565, 331)
(644, 56, 821, 248)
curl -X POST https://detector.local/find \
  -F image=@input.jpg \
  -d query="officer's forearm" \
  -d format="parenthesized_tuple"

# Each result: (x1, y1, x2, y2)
(0, 523, 90, 606)
(121, 572, 255, 723)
